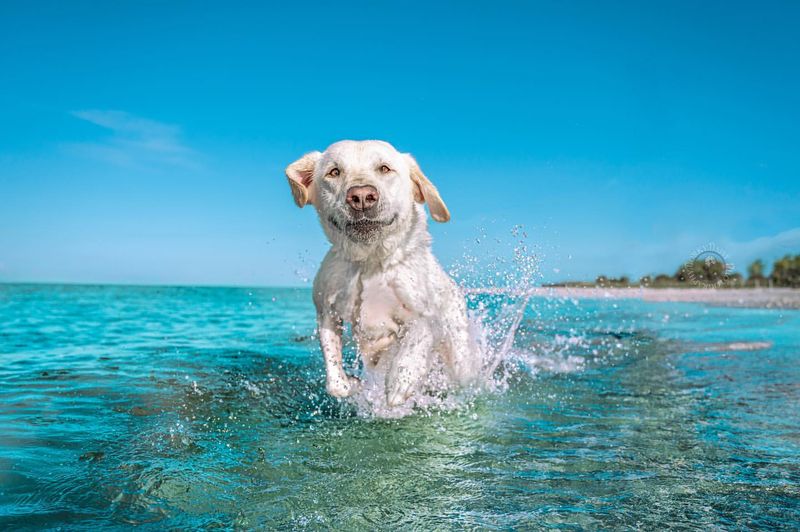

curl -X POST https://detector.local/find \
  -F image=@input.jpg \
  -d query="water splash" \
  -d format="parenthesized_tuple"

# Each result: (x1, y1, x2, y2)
(462, 224, 548, 389)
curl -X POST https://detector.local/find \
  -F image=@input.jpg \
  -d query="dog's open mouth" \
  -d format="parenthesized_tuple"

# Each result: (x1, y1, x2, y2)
(329, 215, 397, 239)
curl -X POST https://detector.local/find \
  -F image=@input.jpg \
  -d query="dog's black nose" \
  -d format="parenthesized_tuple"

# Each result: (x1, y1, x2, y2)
(346, 185, 379, 211)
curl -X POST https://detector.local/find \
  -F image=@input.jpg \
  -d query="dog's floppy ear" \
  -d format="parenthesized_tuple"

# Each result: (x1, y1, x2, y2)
(285, 151, 322, 207)
(405, 154, 450, 222)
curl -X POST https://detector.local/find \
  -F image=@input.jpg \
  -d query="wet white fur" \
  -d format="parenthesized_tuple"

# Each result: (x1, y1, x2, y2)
(285, 140, 477, 407)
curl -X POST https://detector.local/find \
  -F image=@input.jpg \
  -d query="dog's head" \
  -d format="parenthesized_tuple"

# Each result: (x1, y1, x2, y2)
(285, 140, 449, 253)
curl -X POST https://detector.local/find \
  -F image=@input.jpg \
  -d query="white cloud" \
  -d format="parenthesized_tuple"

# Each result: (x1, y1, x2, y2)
(629, 228, 800, 276)
(723, 227, 800, 266)
(66, 110, 199, 169)
(544, 227, 800, 282)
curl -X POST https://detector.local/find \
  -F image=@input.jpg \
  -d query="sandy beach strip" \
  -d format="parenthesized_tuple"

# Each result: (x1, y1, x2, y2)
(464, 287, 800, 309)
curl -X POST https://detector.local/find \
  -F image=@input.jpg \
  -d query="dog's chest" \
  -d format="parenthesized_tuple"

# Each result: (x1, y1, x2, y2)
(350, 274, 412, 356)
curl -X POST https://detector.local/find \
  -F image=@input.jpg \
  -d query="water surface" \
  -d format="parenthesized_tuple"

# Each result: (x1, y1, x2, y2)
(1, 284, 798, 529)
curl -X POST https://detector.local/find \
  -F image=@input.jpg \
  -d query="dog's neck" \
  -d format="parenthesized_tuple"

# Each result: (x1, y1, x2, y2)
(331, 204, 431, 272)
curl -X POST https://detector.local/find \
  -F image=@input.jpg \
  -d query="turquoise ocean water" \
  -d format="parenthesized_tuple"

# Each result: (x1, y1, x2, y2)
(1, 284, 799, 529)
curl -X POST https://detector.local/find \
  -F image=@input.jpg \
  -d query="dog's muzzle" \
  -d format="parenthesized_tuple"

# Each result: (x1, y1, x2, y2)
(328, 214, 397, 241)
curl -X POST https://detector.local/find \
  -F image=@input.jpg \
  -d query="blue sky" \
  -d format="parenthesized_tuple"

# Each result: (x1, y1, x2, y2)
(1, 1, 798, 286)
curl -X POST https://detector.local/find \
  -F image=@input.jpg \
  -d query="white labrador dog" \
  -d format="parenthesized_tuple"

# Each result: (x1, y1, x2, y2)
(285, 140, 477, 406)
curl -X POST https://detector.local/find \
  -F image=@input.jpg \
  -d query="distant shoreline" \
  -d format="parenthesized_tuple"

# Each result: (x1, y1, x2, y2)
(465, 287, 800, 309)
(3, 283, 799, 309)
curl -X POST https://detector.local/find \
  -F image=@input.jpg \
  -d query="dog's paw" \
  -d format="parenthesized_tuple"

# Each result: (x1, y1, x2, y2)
(326, 374, 361, 398)
(450, 364, 479, 388)
(386, 378, 414, 407)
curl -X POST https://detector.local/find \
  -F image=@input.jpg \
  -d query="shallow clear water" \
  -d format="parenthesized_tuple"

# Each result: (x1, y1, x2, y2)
(1, 284, 799, 529)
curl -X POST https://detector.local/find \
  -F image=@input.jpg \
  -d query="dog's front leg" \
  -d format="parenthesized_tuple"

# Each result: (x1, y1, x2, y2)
(318, 313, 360, 398)
(386, 320, 433, 407)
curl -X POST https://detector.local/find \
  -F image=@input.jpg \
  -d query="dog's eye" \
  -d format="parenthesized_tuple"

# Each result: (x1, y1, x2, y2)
(379, 165, 392, 174)
(327, 168, 340, 178)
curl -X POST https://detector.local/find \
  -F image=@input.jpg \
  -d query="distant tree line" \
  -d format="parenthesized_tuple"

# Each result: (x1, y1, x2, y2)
(548, 253, 800, 289)
(747, 255, 800, 288)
